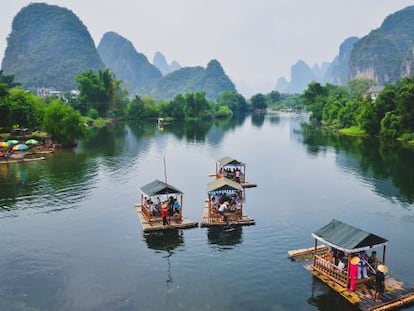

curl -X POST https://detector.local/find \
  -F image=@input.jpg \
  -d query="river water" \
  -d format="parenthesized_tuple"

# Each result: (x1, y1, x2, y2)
(0, 113, 413, 311)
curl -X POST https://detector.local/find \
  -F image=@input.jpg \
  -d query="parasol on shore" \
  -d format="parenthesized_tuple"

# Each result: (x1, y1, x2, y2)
(26, 139, 39, 145)
(12, 144, 29, 151)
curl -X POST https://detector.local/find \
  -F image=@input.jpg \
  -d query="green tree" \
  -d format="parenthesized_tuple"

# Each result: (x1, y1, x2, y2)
(126, 95, 145, 119)
(183, 92, 209, 119)
(358, 85, 397, 135)
(0, 87, 44, 129)
(337, 99, 360, 128)
(380, 111, 402, 137)
(166, 94, 186, 119)
(300, 82, 328, 123)
(43, 99, 84, 146)
(396, 77, 414, 132)
(347, 78, 376, 98)
(76, 69, 122, 116)
(217, 91, 248, 113)
(250, 93, 267, 111)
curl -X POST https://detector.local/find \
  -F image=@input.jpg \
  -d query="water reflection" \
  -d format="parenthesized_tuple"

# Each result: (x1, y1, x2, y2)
(143, 230, 184, 253)
(143, 230, 184, 287)
(300, 125, 414, 206)
(307, 276, 358, 311)
(251, 113, 265, 127)
(0, 151, 95, 215)
(207, 227, 243, 250)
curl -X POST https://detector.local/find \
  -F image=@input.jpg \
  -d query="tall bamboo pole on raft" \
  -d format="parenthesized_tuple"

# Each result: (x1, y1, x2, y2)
(164, 155, 170, 225)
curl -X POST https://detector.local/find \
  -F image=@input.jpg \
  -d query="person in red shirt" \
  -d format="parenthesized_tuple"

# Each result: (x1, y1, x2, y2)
(162, 205, 169, 226)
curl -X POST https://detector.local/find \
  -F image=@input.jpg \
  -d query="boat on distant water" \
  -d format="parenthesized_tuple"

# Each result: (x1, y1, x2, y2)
(135, 179, 198, 232)
(288, 219, 414, 311)
(200, 177, 255, 227)
(212, 156, 257, 188)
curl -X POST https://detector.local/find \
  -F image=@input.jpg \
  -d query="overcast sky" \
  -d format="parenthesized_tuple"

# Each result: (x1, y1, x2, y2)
(1, 0, 413, 96)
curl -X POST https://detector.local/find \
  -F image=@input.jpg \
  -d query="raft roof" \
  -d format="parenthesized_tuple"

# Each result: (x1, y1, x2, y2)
(207, 177, 243, 194)
(140, 179, 183, 196)
(217, 156, 245, 167)
(312, 219, 388, 253)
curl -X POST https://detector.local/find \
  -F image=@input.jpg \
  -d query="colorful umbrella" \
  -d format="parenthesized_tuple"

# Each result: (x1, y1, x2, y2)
(26, 139, 39, 145)
(12, 144, 29, 151)
(7, 139, 19, 146)
(0, 142, 9, 148)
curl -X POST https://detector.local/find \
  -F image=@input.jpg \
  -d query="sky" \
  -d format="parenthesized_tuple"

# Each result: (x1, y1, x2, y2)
(1, 0, 414, 96)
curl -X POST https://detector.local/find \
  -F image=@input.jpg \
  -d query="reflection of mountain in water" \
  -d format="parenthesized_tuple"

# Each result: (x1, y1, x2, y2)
(207, 227, 243, 249)
(299, 125, 414, 205)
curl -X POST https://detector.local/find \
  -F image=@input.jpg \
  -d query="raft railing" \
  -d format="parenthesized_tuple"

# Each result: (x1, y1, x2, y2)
(313, 254, 348, 288)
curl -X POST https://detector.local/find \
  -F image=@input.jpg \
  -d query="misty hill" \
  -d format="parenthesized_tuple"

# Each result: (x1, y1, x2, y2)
(149, 59, 236, 100)
(324, 36, 359, 85)
(276, 5, 414, 93)
(275, 60, 316, 93)
(153, 51, 181, 75)
(1, 3, 104, 91)
(97, 32, 162, 94)
(350, 5, 414, 84)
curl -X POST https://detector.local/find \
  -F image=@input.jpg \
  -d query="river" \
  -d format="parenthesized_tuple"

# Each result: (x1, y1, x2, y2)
(0, 112, 413, 311)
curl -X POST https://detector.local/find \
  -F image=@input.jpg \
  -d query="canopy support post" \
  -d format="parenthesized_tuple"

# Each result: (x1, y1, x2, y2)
(383, 245, 386, 265)
(313, 238, 317, 268)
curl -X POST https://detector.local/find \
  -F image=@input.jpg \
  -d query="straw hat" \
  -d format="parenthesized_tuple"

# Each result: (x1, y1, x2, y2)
(377, 264, 388, 274)
(351, 256, 360, 265)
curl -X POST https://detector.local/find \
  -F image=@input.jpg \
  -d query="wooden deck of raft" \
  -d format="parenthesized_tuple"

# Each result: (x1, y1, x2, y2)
(200, 204, 255, 227)
(289, 247, 414, 311)
(135, 204, 198, 232)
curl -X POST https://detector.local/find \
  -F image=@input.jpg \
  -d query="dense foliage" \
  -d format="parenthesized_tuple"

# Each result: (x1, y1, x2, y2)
(126, 91, 247, 120)
(301, 78, 414, 140)
(43, 100, 84, 146)
(76, 69, 125, 117)
(0, 72, 84, 146)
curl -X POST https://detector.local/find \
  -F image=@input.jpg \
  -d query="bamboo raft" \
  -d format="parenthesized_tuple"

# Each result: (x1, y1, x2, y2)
(305, 263, 414, 311)
(240, 182, 257, 188)
(200, 204, 255, 228)
(135, 204, 198, 232)
(288, 246, 414, 310)
(288, 245, 329, 261)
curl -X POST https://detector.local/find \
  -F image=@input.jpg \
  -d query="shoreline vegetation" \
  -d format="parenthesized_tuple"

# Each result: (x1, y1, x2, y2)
(300, 78, 414, 147)
(2, 68, 414, 147)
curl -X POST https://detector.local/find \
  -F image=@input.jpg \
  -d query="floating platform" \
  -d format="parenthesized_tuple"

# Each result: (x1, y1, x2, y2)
(304, 264, 414, 311)
(240, 182, 257, 188)
(288, 245, 329, 261)
(0, 156, 45, 164)
(135, 204, 198, 233)
(200, 205, 255, 228)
